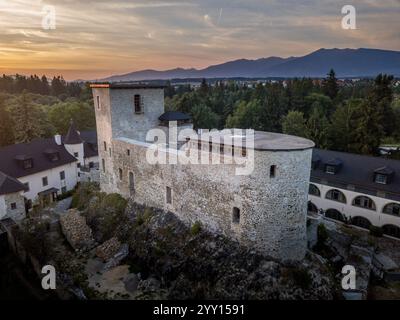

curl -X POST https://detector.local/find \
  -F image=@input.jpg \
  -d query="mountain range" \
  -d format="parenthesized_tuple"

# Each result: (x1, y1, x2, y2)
(101, 48, 400, 82)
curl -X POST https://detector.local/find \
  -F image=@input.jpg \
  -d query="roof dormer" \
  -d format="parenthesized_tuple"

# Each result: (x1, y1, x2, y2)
(324, 158, 343, 175)
(14, 154, 34, 169)
(374, 166, 394, 185)
(44, 149, 60, 162)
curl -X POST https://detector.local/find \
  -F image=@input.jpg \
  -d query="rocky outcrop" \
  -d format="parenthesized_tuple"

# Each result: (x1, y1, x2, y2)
(125, 202, 338, 300)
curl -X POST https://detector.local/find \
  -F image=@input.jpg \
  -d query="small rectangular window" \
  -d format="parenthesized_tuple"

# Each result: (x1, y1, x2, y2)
(102, 158, 105, 173)
(232, 207, 240, 224)
(11, 203, 17, 210)
(127, 149, 131, 156)
(270, 165, 276, 178)
(220, 144, 224, 154)
(209, 141, 212, 153)
(134, 94, 142, 113)
(119, 168, 123, 180)
(231, 145, 235, 157)
(60, 171, 65, 180)
(325, 165, 336, 174)
(375, 174, 387, 184)
(166, 186, 172, 204)
(42, 176, 48, 187)
(74, 152, 79, 158)
(96, 96, 100, 109)
(104, 141, 107, 151)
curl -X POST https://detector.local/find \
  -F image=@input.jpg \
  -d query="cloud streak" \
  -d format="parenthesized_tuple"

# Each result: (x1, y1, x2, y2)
(0, 0, 399, 79)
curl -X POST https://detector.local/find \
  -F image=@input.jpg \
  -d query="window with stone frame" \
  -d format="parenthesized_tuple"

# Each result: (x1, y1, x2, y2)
(134, 94, 143, 113)
(42, 176, 48, 187)
(232, 207, 240, 224)
(166, 186, 172, 204)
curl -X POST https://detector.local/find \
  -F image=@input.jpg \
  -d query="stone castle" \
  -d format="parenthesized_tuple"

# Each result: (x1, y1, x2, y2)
(91, 83, 314, 261)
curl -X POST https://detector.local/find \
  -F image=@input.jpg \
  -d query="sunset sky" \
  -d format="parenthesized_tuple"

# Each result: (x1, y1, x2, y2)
(0, 0, 399, 80)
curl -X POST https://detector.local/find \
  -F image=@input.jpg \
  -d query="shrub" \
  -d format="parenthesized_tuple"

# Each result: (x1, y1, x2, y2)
(369, 226, 383, 237)
(190, 221, 202, 236)
(291, 268, 312, 290)
(317, 223, 328, 245)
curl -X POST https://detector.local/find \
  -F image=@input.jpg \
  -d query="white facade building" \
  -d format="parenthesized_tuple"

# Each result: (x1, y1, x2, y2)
(0, 121, 99, 222)
(308, 149, 400, 239)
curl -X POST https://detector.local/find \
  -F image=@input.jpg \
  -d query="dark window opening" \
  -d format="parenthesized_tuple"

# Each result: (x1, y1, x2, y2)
(198, 141, 202, 150)
(166, 186, 172, 204)
(102, 159, 105, 173)
(270, 165, 276, 178)
(209, 141, 212, 152)
(134, 94, 142, 113)
(129, 172, 135, 195)
(42, 177, 48, 187)
(11, 203, 17, 210)
(104, 141, 107, 151)
(241, 147, 247, 157)
(23, 159, 33, 169)
(127, 149, 131, 156)
(119, 168, 123, 180)
(232, 207, 240, 224)
(96, 96, 100, 109)
(60, 171, 65, 180)
(220, 144, 224, 154)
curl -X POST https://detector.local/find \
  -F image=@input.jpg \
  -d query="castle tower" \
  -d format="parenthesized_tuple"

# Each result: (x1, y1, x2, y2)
(63, 119, 84, 167)
(91, 83, 314, 261)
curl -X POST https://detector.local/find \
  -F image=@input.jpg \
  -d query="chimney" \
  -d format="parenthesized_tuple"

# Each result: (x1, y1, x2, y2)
(54, 134, 62, 146)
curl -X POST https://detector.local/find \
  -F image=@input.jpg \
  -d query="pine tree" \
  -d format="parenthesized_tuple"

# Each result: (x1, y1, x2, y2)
(11, 91, 45, 143)
(282, 111, 309, 138)
(322, 69, 339, 100)
(0, 95, 15, 146)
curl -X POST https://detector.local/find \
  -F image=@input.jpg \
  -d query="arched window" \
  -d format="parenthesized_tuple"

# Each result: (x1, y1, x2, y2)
(350, 216, 371, 230)
(325, 209, 345, 222)
(309, 184, 321, 197)
(352, 196, 376, 210)
(308, 201, 318, 213)
(325, 189, 346, 203)
(382, 224, 400, 239)
(382, 203, 400, 216)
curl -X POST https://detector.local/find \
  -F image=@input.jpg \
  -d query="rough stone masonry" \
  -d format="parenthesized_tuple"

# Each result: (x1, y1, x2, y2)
(90, 83, 314, 261)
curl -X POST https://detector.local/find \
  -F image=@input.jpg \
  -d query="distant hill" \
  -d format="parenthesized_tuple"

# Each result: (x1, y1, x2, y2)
(101, 48, 400, 81)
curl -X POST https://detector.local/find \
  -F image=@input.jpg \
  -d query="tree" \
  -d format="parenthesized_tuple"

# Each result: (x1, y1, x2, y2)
(306, 105, 330, 148)
(225, 100, 264, 130)
(327, 99, 360, 152)
(282, 111, 309, 138)
(48, 101, 96, 134)
(10, 91, 51, 143)
(351, 97, 384, 155)
(0, 95, 15, 146)
(190, 104, 219, 130)
(322, 69, 338, 100)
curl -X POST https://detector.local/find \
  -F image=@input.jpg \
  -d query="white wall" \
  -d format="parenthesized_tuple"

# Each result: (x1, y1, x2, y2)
(64, 143, 85, 167)
(19, 162, 78, 202)
(308, 182, 400, 228)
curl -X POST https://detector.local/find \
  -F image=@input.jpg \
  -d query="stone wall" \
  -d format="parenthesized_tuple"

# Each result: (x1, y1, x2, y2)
(0, 192, 25, 221)
(104, 138, 311, 261)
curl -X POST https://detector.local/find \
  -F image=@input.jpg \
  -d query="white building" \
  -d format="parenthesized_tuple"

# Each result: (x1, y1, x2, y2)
(0, 121, 99, 222)
(308, 149, 400, 239)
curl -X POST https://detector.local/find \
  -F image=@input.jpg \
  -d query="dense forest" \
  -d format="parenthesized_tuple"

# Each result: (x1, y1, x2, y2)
(0, 71, 399, 158)
(166, 71, 400, 157)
